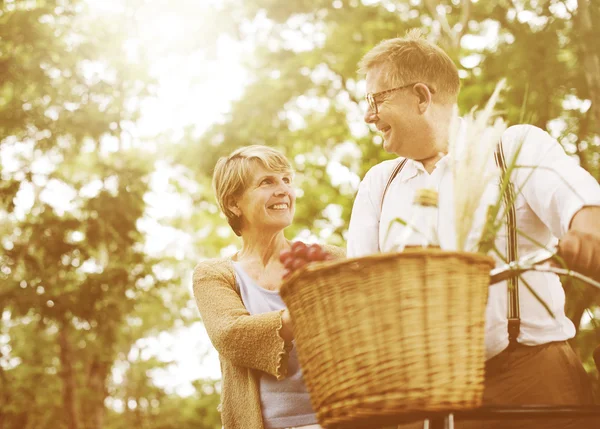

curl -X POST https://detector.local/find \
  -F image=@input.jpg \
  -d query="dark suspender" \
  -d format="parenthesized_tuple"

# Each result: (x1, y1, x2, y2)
(380, 158, 408, 212)
(494, 141, 521, 348)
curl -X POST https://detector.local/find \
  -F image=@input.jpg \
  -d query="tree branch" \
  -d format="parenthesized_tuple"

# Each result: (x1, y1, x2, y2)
(457, 0, 472, 40)
(339, 74, 360, 105)
(424, 0, 459, 49)
(424, 0, 472, 52)
(322, 60, 361, 105)
(59, 324, 80, 429)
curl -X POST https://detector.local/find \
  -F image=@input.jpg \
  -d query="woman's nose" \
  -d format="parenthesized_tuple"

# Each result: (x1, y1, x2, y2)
(274, 183, 290, 196)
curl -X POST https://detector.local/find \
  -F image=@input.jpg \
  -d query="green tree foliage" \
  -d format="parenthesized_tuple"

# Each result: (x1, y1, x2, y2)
(0, 1, 220, 428)
(1, 1, 600, 428)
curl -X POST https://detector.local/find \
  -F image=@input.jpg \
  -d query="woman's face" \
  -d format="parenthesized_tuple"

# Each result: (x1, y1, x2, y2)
(234, 164, 295, 235)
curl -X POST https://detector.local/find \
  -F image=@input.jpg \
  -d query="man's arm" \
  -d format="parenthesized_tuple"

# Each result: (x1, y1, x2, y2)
(347, 167, 384, 258)
(500, 125, 600, 280)
(570, 206, 600, 236)
(502, 125, 600, 238)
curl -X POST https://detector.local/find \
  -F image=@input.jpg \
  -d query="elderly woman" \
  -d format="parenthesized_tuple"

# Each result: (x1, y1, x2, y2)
(193, 145, 344, 429)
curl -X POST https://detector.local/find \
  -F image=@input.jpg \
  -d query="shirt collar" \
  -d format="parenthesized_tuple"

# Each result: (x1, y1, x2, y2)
(403, 154, 451, 176)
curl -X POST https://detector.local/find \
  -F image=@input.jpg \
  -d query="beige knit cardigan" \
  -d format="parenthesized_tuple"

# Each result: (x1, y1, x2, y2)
(192, 245, 346, 429)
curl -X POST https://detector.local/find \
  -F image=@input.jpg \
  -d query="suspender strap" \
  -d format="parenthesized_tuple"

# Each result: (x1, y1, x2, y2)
(380, 158, 408, 212)
(494, 141, 521, 348)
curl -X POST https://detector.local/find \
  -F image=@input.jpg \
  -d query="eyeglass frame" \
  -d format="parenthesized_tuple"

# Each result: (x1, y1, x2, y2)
(365, 82, 436, 115)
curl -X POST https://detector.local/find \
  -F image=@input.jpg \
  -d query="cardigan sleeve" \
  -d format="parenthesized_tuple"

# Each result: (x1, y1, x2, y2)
(192, 259, 291, 380)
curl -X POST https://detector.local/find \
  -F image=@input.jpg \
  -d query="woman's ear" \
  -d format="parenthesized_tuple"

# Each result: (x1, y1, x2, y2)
(227, 198, 241, 217)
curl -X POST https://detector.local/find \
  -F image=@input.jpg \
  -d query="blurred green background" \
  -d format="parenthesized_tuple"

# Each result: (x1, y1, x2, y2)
(1, 0, 599, 428)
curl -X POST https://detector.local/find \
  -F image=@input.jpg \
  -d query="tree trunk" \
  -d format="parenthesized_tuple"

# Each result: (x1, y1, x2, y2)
(0, 344, 9, 429)
(87, 359, 110, 429)
(575, 107, 592, 174)
(576, 0, 600, 135)
(59, 325, 80, 429)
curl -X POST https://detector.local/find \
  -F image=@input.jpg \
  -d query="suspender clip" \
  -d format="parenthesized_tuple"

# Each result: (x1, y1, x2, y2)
(507, 318, 521, 347)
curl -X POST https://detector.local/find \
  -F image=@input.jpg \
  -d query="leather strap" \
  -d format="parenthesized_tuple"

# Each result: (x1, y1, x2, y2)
(494, 141, 520, 348)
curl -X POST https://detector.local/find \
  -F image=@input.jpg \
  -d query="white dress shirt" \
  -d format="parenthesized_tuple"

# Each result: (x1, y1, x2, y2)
(347, 124, 600, 359)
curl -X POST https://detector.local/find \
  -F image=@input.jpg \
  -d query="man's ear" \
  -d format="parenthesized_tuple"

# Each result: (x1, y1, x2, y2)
(227, 198, 241, 217)
(413, 83, 432, 113)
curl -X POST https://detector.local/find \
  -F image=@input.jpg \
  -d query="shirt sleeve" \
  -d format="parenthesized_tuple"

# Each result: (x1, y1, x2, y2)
(192, 260, 291, 380)
(347, 166, 384, 257)
(502, 125, 600, 238)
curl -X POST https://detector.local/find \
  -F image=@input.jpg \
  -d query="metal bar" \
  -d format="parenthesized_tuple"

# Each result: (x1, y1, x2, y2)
(532, 266, 600, 289)
(452, 405, 600, 420)
(489, 260, 600, 290)
(405, 407, 600, 427)
(426, 416, 445, 429)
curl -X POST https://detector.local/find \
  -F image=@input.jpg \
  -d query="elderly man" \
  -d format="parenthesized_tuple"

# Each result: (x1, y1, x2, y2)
(348, 30, 600, 428)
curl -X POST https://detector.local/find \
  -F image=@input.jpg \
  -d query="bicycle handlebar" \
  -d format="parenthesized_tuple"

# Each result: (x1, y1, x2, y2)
(489, 247, 600, 289)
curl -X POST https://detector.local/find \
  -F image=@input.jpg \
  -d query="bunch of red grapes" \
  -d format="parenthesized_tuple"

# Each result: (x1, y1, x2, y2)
(280, 242, 332, 279)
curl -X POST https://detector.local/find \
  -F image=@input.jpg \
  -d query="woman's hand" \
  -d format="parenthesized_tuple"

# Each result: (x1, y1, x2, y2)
(280, 308, 295, 342)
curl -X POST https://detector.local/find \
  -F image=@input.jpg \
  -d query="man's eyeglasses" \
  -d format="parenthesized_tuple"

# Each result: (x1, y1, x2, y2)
(365, 82, 436, 115)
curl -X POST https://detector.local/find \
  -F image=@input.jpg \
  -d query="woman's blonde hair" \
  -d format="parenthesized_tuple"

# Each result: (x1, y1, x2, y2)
(212, 145, 293, 236)
(358, 29, 460, 104)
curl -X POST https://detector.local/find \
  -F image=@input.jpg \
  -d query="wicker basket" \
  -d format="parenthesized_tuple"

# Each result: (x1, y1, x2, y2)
(279, 249, 495, 429)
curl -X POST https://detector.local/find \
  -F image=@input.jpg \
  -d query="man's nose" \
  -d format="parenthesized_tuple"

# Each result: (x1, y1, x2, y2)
(364, 108, 377, 124)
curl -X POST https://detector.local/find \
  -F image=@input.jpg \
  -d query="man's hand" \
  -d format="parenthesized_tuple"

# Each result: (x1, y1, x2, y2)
(557, 230, 600, 281)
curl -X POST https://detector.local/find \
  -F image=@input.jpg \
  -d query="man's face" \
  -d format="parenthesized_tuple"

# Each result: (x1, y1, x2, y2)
(364, 66, 431, 159)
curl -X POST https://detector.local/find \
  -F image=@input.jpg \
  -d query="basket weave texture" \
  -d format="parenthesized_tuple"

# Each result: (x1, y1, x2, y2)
(280, 249, 495, 429)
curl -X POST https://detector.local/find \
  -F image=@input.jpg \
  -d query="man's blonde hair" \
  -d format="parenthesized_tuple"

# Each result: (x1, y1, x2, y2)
(358, 29, 460, 103)
(212, 145, 293, 236)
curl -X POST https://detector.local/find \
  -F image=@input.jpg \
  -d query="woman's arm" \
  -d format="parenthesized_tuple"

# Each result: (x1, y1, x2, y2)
(193, 260, 291, 380)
